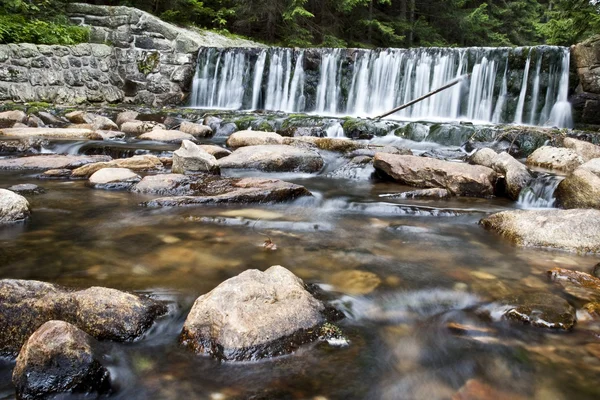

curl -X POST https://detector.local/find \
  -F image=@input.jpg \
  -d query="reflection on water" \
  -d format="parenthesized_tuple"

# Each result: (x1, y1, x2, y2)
(0, 144, 600, 399)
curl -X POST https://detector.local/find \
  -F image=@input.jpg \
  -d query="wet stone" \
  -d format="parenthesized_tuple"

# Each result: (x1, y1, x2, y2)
(547, 267, 600, 302)
(499, 292, 576, 331)
(6, 184, 45, 195)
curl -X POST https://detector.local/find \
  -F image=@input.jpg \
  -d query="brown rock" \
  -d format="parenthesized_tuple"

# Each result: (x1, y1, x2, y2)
(374, 153, 497, 197)
(555, 159, 600, 209)
(563, 137, 600, 162)
(0, 155, 111, 171)
(0, 127, 101, 140)
(526, 146, 584, 172)
(71, 155, 163, 178)
(226, 130, 284, 148)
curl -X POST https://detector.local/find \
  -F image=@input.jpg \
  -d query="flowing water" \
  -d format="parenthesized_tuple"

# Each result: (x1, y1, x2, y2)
(190, 46, 573, 127)
(1, 130, 599, 399)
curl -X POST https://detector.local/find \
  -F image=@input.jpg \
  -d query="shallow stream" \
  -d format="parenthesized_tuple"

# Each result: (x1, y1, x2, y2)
(1, 131, 599, 399)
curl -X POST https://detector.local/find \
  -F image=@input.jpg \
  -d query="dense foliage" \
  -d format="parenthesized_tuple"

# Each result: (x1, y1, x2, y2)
(0, 0, 89, 44)
(1, 0, 599, 47)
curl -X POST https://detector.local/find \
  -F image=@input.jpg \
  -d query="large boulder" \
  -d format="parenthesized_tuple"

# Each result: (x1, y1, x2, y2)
(0, 189, 31, 223)
(480, 209, 600, 253)
(138, 129, 196, 143)
(142, 177, 311, 207)
(218, 145, 324, 173)
(0, 279, 167, 356)
(374, 153, 497, 197)
(172, 140, 220, 175)
(180, 266, 327, 360)
(526, 146, 584, 173)
(0, 155, 111, 171)
(226, 130, 284, 148)
(71, 155, 163, 178)
(563, 137, 600, 162)
(0, 110, 27, 124)
(12, 321, 111, 400)
(179, 121, 213, 138)
(555, 159, 600, 209)
(88, 168, 141, 190)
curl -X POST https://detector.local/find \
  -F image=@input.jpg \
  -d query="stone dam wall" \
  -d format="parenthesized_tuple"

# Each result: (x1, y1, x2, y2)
(0, 3, 261, 106)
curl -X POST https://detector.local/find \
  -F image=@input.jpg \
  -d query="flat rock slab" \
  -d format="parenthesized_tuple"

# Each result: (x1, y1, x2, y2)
(374, 153, 497, 197)
(226, 130, 284, 148)
(0, 128, 101, 140)
(140, 176, 311, 207)
(480, 209, 600, 253)
(0, 155, 111, 171)
(0, 279, 167, 356)
(88, 168, 141, 190)
(71, 155, 163, 178)
(218, 145, 324, 173)
(180, 266, 326, 361)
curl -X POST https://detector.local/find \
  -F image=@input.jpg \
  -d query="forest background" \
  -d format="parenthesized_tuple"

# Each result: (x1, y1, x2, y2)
(0, 0, 598, 49)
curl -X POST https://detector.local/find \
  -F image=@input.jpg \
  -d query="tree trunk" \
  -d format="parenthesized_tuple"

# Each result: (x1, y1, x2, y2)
(408, 0, 415, 46)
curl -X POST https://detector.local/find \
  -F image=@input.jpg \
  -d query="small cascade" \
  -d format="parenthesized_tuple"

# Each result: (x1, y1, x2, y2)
(190, 46, 573, 127)
(325, 123, 345, 138)
(517, 173, 563, 209)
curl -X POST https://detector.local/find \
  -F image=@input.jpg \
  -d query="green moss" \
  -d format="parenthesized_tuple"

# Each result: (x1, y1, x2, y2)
(137, 52, 160, 75)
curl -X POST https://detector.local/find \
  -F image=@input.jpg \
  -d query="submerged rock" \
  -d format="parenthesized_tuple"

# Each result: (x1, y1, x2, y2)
(480, 209, 600, 253)
(142, 177, 311, 207)
(6, 184, 45, 195)
(0, 189, 31, 223)
(172, 140, 220, 175)
(499, 292, 576, 330)
(180, 265, 328, 361)
(0, 155, 111, 171)
(71, 155, 163, 178)
(0, 279, 166, 356)
(218, 145, 324, 173)
(12, 321, 111, 400)
(526, 146, 584, 172)
(548, 267, 600, 302)
(330, 270, 382, 295)
(374, 153, 497, 197)
(226, 130, 284, 148)
(555, 158, 600, 209)
(88, 168, 141, 190)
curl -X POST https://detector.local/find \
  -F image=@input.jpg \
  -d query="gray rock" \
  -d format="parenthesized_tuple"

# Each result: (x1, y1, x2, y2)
(12, 321, 111, 400)
(227, 130, 284, 148)
(198, 144, 231, 159)
(0, 189, 31, 223)
(0, 279, 167, 356)
(480, 209, 600, 253)
(389, 188, 451, 199)
(526, 146, 584, 173)
(115, 110, 139, 127)
(179, 121, 213, 138)
(491, 152, 532, 200)
(140, 176, 311, 207)
(374, 153, 497, 197)
(172, 140, 220, 175)
(65, 110, 94, 124)
(218, 145, 324, 173)
(470, 148, 498, 169)
(88, 168, 141, 190)
(25, 114, 44, 128)
(180, 266, 327, 360)
(0, 155, 111, 171)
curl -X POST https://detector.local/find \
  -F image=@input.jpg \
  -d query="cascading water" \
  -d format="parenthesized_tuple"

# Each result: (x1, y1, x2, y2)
(190, 46, 573, 127)
(517, 173, 564, 209)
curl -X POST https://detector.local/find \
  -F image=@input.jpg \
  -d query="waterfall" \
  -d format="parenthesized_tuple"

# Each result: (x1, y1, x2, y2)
(326, 123, 345, 138)
(514, 52, 531, 125)
(517, 173, 563, 209)
(190, 46, 572, 127)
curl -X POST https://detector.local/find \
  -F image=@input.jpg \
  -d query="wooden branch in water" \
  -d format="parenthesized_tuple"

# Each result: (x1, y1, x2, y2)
(373, 74, 470, 120)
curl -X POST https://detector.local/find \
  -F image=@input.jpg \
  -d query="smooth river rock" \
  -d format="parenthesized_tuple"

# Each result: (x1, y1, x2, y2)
(226, 130, 284, 148)
(491, 152, 532, 200)
(218, 145, 324, 173)
(88, 168, 141, 190)
(480, 209, 600, 253)
(6, 184, 45, 195)
(172, 140, 220, 175)
(526, 146, 584, 172)
(0, 127, 101, 140)
(0, 189, 31, 223)
(555, 158, 600, 209)
(141, 176, 311, 207)
(283, 136, 370, 153)
(374, 153, 497, 197)
(0, 279, 167, 356)
(12, 321, 111, 400)
(563, 137, 600, 162)
(548, 267, 600, 302)
(180, 266, 327, 360)
(71, 154, 163, 178)
(0, 155, 111, 171)
(121, 120, 165, 135)
(138, 129, 196, 143)
(179, 121, 213, 138)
